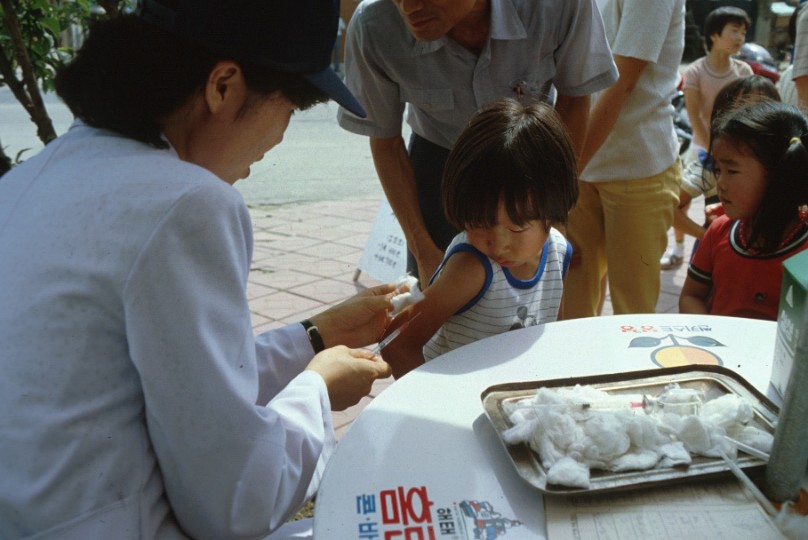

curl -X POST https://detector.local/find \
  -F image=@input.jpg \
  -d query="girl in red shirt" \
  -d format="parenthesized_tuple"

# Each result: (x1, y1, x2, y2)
(680, 100, 808, 320)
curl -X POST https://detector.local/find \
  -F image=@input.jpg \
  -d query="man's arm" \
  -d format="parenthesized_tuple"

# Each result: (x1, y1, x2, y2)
(796, 76, 808, 113)
(794, 6, 808, 113)
(369, 136, 444, 281)
(684, 87, 708, 149)
(555, 94, 590, 160)
(578, 54, 648, 170)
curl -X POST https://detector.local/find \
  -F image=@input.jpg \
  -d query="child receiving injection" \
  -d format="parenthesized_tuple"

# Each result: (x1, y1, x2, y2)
(381, 99, 578, 378)
(680, 100, 808, 320)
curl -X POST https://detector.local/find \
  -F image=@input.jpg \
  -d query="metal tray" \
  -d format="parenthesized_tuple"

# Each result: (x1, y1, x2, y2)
(481, 365, 779, 496)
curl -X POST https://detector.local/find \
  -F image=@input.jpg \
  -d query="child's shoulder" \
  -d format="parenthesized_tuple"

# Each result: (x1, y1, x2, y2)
(683, 57, 708, 78)
(699, 214, 734, 246)
(706, 214, 733, 234)
(547, 227, 569, 247)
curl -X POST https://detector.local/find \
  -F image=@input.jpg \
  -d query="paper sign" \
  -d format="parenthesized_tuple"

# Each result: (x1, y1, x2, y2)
(357, 198, 407, 283)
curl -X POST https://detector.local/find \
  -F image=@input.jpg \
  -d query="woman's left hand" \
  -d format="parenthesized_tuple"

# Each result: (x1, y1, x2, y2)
(309, 283, 395, 349)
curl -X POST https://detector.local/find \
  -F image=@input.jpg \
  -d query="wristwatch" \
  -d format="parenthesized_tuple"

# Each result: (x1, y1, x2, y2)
(300, 319, 325, 354)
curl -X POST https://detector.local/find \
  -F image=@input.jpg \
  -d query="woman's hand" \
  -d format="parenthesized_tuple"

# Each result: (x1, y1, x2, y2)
(305, 346, 391, 411)
(309, 283, 395, 349)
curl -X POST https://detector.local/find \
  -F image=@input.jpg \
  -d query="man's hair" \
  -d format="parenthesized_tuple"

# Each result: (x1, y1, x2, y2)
(710, 101, 808, 253)
(55, 16, 326, 149)
(704, 6, 752, 51)
(442, 99, 578, 231)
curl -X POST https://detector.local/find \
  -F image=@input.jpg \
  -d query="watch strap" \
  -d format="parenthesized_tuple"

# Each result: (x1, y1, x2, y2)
(300, 319, 325, 354)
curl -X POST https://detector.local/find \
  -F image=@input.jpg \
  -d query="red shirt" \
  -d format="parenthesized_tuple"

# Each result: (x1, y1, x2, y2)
(688, 215, 808, 320)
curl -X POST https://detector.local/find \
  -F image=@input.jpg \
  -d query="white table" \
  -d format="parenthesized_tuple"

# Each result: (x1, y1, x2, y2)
(314, 314, 783, 539)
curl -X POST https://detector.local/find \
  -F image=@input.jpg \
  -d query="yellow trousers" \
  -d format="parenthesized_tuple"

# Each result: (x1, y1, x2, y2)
(562, 160, 682, 318)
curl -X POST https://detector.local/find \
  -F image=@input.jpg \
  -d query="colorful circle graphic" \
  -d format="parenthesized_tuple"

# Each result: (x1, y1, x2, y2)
(651, 345, 722, 368)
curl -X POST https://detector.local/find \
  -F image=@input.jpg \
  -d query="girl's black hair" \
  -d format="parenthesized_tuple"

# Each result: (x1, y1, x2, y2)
(711, 75, 781, 125)
(55, 15, 326, 149)
(442, 99, 578, 230)
(688, 76, 781, 194)
(710, 100, 808, 253)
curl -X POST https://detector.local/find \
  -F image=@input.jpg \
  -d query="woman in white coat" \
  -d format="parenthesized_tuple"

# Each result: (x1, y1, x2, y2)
(0, 1, 392, 538)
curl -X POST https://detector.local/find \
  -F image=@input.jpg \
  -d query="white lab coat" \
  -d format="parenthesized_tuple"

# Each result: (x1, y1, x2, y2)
(0, 121, 333, 539)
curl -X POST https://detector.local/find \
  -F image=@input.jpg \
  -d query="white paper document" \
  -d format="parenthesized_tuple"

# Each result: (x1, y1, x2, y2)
(544, 478, 784, 539)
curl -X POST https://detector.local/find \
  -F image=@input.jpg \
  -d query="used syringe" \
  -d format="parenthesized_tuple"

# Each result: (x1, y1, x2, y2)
(371, 312, 422, 355)
(514, 387, 704, 416)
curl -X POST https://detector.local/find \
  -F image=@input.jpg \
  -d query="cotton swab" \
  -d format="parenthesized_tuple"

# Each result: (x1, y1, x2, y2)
(717, 447, 778, 517)
(724, 435, 771, 462)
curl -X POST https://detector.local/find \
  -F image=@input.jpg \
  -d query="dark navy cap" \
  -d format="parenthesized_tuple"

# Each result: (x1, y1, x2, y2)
(139, 0, 365, 118)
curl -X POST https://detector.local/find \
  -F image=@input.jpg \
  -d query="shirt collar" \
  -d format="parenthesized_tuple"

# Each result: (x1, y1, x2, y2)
(409, 0, 526, 57)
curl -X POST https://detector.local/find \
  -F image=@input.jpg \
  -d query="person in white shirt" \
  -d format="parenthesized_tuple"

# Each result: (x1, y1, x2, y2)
(792, 0, 808, 110)
(562, 0, 686, 318)
(0, 1, 393, 539)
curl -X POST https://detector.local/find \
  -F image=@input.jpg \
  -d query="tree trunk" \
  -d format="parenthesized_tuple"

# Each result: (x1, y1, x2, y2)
(0, 0, 58, 144)
(0, 141, 11, 178)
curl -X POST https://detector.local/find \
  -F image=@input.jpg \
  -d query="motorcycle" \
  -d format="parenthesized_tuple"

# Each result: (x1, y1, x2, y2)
(737, 42, 780, 84)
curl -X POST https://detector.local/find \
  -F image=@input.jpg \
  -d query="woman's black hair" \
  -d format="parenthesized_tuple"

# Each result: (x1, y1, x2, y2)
(710, 100, 808, 253)
(442, 99, 578, 230)
(55, 15, 326, 149)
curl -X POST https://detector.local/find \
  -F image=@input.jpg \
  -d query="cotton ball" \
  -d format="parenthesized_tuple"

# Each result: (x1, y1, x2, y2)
(530, 428, 566, 469)
(658, 441, 692, 467)
(501, 417, 538, 445)
(656, 412, 685, 439)
(524, 412, 583, 468)
(390, 275, 424, 315)
(699, 394, 753, 428)
(726, 424, 774, 454)
(546, 456, 591, 489)
(534, 387, 575, 407)
(609, 449, 660, 472)
(541, 411, 584, 452)
(391, 292, 415, 314)
(581, 413, 631, 462)
(678, 416, 734, 459)
(556, 384, 613, 405)
(623, 412, 667, 450)
(677, 416, 713, 454)
(505, 399, 539, 424)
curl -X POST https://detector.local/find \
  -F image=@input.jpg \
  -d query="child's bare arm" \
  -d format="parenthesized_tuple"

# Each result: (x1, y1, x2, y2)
(672, 190, 706, 240)
(684, 88, 709, 148)
(679, 276, 710, 314)
(381, 252, 486, 379)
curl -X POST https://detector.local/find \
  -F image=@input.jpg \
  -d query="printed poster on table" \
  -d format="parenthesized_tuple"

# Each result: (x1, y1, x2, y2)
(352, 483, 533, 540)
